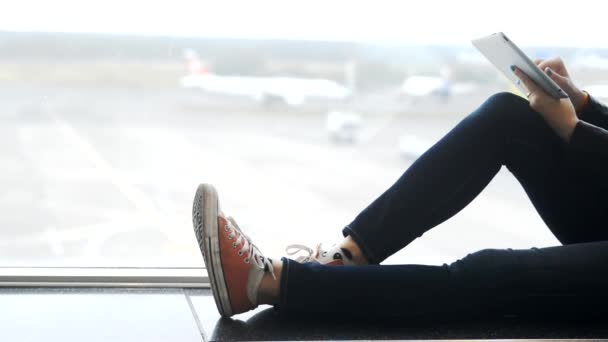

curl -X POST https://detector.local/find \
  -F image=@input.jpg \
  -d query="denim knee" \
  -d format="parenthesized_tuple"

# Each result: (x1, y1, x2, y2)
(468, 92, 532, 128)
(447, 248, 523, 291)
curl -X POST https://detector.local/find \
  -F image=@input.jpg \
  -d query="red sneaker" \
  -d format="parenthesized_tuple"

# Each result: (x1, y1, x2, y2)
(192, 184, 276, 317)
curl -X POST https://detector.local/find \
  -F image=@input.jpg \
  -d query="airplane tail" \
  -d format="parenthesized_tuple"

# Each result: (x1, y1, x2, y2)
(183, 49, 209, 75)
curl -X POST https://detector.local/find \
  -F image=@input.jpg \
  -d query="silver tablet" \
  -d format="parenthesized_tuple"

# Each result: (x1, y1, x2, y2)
(472, 32, 568, 99)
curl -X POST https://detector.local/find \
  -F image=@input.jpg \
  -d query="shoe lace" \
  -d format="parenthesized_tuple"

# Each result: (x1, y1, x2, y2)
(285, 243, 321, 263)
(226, 217, 276, 280)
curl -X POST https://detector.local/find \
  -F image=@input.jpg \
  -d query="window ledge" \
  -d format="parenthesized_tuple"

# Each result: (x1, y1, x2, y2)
(0, 267, 209, 288)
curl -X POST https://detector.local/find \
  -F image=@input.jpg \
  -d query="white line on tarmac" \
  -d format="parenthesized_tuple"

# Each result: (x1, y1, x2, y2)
(45, 108, 162, 221)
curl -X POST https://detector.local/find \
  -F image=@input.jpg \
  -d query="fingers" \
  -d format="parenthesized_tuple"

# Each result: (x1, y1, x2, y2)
(511, 65, 542, 95)
(547, 56, 564, 67)
(544, 67, 569, 87)
(534, 58, 543, 66)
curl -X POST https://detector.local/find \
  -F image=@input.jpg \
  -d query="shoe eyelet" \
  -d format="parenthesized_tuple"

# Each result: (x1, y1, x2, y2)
(228, 234, 233, 240)
(238, 251, 243, 256)
(232, 242, 237, 248)
(244, 258, 250, 263)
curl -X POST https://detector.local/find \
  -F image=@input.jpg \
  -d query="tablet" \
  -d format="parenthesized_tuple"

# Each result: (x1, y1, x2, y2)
(472, 32, 568, 99)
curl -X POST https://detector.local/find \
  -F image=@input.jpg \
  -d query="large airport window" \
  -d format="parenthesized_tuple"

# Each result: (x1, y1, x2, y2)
(0, 0, 605, 278)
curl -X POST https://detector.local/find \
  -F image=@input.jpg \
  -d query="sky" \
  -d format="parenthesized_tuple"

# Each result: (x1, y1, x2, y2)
(0, 0, 606, 47)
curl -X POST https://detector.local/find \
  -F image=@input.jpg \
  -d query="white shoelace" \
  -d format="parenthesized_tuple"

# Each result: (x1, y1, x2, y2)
(285, 243, 320, 263)
(226, 217, 276, 280)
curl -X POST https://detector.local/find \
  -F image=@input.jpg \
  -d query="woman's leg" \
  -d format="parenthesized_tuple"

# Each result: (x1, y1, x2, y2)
(343, 92, 608, 264)
(193, 182, 608, 318)
(272, 241, 608, 318)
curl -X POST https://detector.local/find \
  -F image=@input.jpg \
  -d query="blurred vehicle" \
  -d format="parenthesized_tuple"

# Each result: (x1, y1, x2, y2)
(398, 134, 433, 159)
(180, 49, 350, 107)
(326, 111, 362, 144)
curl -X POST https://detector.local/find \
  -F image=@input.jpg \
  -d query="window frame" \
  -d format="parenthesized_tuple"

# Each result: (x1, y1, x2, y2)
(0, 268, 209, 288)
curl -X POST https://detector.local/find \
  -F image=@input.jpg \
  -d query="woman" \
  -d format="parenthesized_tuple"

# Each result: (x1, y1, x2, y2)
(192, 57, 608, 318)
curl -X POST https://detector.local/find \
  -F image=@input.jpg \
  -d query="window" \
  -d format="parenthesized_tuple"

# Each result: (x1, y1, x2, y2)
(0, 1, 606, 283)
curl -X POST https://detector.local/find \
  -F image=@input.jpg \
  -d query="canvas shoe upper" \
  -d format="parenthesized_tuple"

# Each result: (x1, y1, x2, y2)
(192, 183, 275, 317)
(285, 243, 356, 266)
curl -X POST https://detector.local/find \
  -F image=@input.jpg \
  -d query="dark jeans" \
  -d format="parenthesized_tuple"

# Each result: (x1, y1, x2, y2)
(278, 92, 608, 317)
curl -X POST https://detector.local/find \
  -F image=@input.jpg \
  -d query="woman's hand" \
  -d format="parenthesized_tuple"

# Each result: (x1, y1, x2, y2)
(512, 66, 579, 142)
(534, 57, 588, 112)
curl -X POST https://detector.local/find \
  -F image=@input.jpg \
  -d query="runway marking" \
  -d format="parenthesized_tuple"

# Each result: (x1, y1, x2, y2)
(45, 108, 162, 222)
(15, 103, 559, 264)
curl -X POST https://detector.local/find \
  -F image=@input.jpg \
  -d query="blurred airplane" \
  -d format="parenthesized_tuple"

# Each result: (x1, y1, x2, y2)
(180, 49, 350, 107)
(399, 75, 478, 102)
(399, 64, 478, 102)
(400, 75, 451, 100)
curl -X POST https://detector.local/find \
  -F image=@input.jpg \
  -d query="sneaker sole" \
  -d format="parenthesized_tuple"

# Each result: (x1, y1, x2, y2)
(192, 184, 233, 317)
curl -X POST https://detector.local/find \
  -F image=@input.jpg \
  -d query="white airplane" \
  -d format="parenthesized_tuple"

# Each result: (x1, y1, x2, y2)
(399, 75, 478, 102)
(399, 63, 479, 102)
(180, 50, 350, 106)
(400, 75, 450, 98)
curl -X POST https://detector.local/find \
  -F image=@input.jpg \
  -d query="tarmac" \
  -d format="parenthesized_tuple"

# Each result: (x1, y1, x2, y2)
(0, 85, 561, 269)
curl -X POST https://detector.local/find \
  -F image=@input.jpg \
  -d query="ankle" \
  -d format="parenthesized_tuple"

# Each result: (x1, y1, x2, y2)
(257, 259, 282, 305)
(340, 236, 369, 265)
